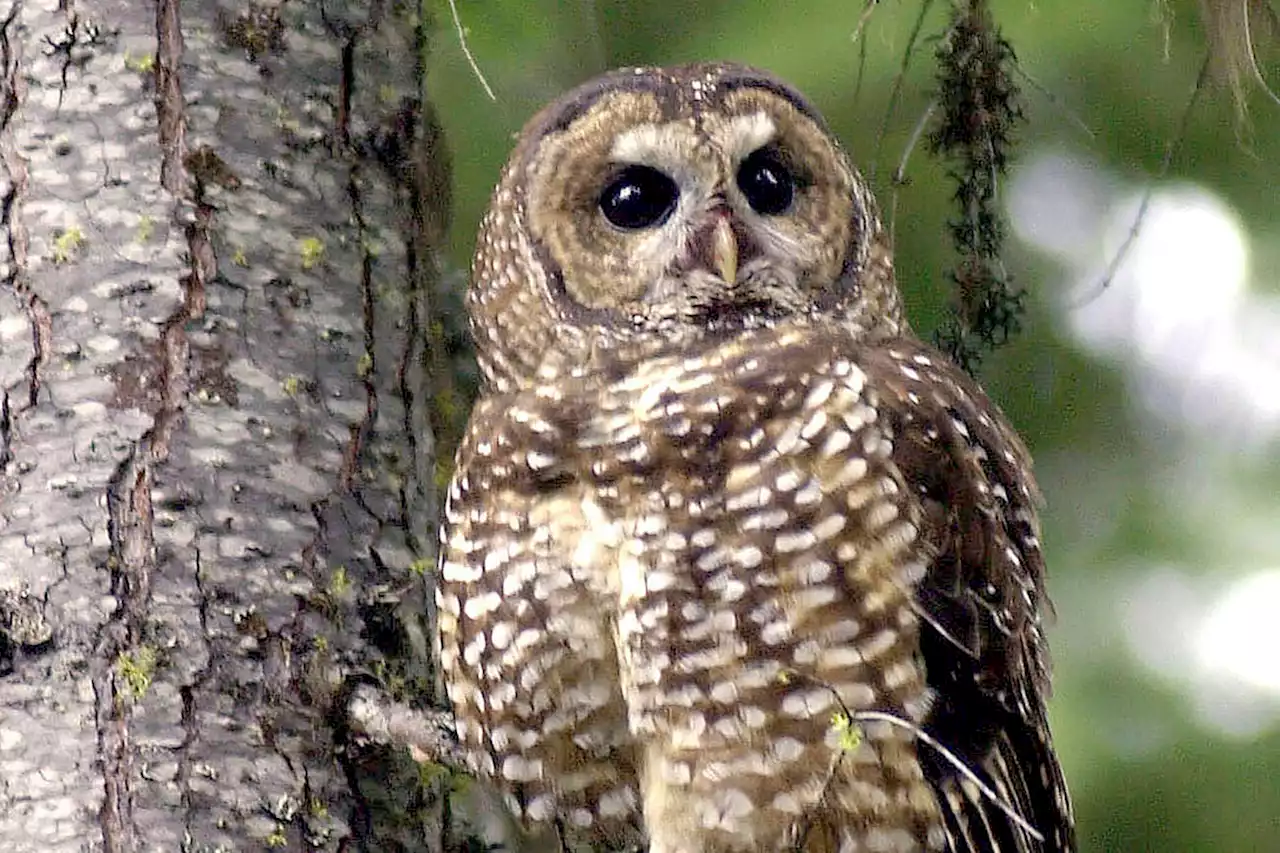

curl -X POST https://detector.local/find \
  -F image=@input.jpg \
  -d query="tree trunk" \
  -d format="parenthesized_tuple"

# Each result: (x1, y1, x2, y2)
(0, 1, 461, 850)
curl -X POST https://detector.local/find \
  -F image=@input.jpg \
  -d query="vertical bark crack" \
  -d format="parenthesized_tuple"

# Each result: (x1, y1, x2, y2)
(93, 2, 203, 850)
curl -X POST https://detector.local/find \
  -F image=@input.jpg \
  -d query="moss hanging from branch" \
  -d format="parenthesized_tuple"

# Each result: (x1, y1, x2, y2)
(928, 0, 1025, 374)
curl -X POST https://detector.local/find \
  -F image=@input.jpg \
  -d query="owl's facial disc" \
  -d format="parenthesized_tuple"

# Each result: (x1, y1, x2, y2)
(472, 64, 904, 390)
(520, 71, 867, 339)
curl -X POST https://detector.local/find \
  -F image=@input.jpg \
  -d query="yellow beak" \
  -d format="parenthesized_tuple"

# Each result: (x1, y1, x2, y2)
(711, 218, 738, 284)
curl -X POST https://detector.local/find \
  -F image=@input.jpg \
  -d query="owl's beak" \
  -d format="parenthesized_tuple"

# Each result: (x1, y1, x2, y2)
(710, 217, 738, 285)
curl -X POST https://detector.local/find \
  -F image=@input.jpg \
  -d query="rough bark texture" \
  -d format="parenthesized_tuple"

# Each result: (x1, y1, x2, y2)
(0, 1, 461, 850)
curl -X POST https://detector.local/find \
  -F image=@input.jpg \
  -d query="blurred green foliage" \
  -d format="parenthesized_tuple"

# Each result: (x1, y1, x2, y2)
(426, 2, 1280, 850)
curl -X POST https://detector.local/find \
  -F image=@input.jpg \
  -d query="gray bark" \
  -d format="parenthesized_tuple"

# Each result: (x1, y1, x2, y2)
(0, 1, 462, 850)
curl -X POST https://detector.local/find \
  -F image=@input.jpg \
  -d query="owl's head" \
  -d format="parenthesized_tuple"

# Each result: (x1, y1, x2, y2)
(470, 63, 902, 391)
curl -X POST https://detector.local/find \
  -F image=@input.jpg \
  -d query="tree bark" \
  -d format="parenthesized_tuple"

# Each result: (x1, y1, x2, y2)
(0, 1, 460, 850)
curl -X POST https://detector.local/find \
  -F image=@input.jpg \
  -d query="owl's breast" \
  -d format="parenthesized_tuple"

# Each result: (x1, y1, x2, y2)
(539, 323, 943, 851)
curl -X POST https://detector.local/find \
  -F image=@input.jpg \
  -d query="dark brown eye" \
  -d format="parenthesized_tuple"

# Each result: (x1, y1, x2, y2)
(599, 166, 679, 230)
(737, 148, 794, 215)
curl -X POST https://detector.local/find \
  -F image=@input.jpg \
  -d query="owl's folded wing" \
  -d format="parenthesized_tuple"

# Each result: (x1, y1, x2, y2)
(858, 338, 1075, 853)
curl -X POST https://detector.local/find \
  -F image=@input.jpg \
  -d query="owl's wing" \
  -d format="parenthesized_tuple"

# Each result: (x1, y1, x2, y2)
(858, 338, 1075, 853)
(437, 395, 644, 850)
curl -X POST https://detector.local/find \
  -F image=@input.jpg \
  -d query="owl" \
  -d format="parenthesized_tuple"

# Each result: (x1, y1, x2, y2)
(436, 63, 1074, 853)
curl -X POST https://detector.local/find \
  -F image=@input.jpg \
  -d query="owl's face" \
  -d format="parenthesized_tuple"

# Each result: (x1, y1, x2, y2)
(471, 63, 901, 389)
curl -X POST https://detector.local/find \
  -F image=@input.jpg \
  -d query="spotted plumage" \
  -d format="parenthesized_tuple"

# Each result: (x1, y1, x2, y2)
(437, 63, 1073, 853)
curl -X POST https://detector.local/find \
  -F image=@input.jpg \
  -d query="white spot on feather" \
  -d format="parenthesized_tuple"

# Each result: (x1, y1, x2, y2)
(463, 591, 501, 619)
(501, 755, 543, 781)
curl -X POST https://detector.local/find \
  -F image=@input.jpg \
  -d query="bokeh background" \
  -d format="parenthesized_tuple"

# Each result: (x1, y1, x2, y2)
(424, 2, 1280, 850)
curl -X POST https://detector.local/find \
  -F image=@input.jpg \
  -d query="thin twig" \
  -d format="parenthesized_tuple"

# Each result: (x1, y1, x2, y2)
(851, 0, 877, 111)
(852, 710, 1046, 843)
(1241, 0, 1280, 107)
(888, 98, 937, 246)
(894, 99, 938, 186)
(1013, 63, 1096, 141)
(1155, 0, 1174, 63)
(907, 588, 979, 661)
(851, 0, 881, 47)
(871, 0, 936, 182)
(348, 684, 468, 770)
(1071, 52, 1212, 307)
(447, 0, 496, 102)
(790, 664, 1042, 845)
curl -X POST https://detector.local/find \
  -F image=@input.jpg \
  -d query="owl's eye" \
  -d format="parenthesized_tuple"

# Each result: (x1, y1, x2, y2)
(737, 148, 794, 215)
(599, 166, 679, 230)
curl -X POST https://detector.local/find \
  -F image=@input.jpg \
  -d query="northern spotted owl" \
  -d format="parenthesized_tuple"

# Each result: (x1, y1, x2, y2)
(437, 63, 1074, 853)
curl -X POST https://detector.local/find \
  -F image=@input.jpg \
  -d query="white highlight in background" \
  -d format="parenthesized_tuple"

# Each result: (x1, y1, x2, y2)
(1009, 150, 1280, 444)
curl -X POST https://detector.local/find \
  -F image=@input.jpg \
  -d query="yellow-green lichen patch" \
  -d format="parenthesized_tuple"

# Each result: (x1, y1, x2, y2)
(356, 352, 374, 378)
(51, 226, 86, 264)
(123, 51, 155, 73)
(299, 236, 325, 270)
(115, 646, 158, 702)
(135, 214, 154, 243)
(326, 566, 351, 598)
(829, 710, 864, 753)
